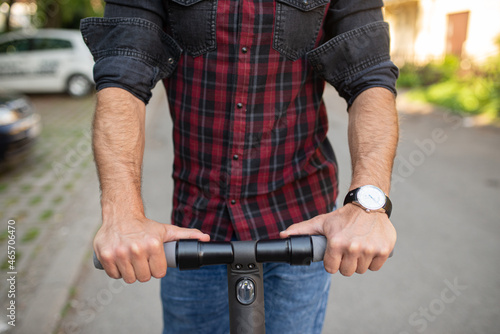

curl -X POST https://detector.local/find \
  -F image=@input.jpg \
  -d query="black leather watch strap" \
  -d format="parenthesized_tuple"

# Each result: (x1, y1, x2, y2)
(384, 196, 392, 218)
(343, 187, 392, 218)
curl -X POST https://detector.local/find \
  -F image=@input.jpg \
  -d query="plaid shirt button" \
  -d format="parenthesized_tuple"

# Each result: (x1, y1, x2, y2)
(241, 47, 248, 53)
(236, 103, 243, 109)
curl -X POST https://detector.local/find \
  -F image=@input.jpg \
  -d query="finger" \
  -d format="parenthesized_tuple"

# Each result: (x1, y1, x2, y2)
(368, 255, 388, 272)
(339, 253, 358, 277)
(129, 243, 153, 282)
(355, 255, 372, 274)
(148, 238, 168, 278)
(355, 246, 376, 274)
(279, 217, 324, 238)
(339, 242, 362, 276)
(164, 225, 211, 242)
(322, 238, 342, 274)
(95, 250, 122, 279)
(114, 248, 137, 284)
(116, 262, 136, 283)
(323, 250, 341, 274)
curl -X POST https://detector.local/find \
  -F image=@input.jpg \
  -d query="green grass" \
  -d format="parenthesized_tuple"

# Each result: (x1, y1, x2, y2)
(16, 211, 27, 221)
(29, 195, 43, 206)
(5, 197, 19, 207)
(20, 184, 33, 193)
(40, 209, 54, 221)
(43, 184, 53, 192)
(60, 286, 78, 318)
(52, 195, 64, 205)
(0, 229, 8, 242)
(22, 227, 40, 243)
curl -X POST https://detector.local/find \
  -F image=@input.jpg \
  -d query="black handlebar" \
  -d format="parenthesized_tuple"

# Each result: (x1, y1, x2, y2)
(93, 235, 327, 270)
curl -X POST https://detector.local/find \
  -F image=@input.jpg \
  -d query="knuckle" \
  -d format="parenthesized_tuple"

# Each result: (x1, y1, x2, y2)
(348, 242, 361, 254)
(115, 247, 129, 260)
(146, 238, 163, 254)
(99, 249, 114, 262)
(363, 245, 376, 256)
(328, 237, 343, 252)
(129, 243, 142, 257)
(379, 246, 392, 258)
(148, 238, 162, 249)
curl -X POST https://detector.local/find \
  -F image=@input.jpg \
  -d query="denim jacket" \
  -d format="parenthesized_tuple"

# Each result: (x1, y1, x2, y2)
(80, 0, 398, 105)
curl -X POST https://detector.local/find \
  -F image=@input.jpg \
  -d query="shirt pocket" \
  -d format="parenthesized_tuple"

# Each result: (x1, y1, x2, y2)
(167, 0, 218, 57)
(273, 0, 329, 61)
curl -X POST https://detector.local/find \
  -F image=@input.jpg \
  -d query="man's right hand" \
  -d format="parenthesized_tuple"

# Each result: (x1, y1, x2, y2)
(91, 88, 210, 283)
(94, 217, 210, 283)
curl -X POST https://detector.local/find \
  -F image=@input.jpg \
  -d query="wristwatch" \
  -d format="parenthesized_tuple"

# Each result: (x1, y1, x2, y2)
(343, 185, 392, 218)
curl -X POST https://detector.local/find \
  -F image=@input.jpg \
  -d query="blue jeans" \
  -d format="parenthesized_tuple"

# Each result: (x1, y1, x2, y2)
(160, 261, 331, 334)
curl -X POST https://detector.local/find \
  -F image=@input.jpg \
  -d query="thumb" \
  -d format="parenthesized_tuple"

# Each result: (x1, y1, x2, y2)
(163, 224, 211, 242)
(280, 217, 324, 238)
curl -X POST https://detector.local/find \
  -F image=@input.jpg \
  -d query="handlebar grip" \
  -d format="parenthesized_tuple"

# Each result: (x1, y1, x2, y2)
(93, 251, 104, 270)
(93, 241, 178, 270)
(311, 235, 327, 262)
(164, 241, 177, 268)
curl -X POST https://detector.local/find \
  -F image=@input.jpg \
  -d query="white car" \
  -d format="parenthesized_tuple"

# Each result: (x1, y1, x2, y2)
(0, 29, 94, 97)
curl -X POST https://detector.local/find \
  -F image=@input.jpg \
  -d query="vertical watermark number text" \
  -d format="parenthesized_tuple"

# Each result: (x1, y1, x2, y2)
(6, 219, 17, 327)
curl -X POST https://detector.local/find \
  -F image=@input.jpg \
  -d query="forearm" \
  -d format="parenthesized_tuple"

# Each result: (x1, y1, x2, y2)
(347, 87, 398, 194)
(93, 87, 146, 222)
(91, 87, 209, 283)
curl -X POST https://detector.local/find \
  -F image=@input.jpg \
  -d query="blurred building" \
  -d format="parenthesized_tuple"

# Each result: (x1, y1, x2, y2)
(384, 0, 500, 65)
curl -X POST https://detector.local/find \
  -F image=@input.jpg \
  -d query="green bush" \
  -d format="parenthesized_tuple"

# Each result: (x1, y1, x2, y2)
(398, 56, 461, 88)
(398, 54, 500, 120)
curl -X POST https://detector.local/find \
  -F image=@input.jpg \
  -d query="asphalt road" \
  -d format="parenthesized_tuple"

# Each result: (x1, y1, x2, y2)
(56, 84, 500, 334)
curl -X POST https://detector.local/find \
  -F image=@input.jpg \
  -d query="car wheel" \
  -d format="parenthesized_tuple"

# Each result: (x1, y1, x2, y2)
(67, 74, 93, 97)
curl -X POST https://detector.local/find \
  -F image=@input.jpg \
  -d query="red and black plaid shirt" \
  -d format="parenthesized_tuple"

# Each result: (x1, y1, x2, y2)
(82, 0, 397, 241)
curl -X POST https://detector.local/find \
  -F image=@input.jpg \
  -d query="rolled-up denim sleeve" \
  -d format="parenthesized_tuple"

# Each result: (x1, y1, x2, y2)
(80, 1, 182, 104)
(307, 0, 399, 108)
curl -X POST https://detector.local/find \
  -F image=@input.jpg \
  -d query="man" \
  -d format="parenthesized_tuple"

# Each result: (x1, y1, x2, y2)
(81, 0, 398, 332)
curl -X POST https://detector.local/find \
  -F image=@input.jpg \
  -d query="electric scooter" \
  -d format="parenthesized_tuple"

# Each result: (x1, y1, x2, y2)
(94, 235, 328, 334)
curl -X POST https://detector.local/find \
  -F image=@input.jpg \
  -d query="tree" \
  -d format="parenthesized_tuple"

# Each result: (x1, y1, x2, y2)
(34, 0, 103, 29)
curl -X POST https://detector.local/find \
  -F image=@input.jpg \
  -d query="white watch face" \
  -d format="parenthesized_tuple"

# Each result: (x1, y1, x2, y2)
(357, 185, 386, 210)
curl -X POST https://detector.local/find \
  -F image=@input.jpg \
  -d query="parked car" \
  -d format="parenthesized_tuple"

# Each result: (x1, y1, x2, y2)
(0, 29, 94, 97)
(0, 92, 41, 161)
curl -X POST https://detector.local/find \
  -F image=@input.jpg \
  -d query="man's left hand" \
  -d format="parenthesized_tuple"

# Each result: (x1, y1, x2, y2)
(280, 204, 396, 276)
